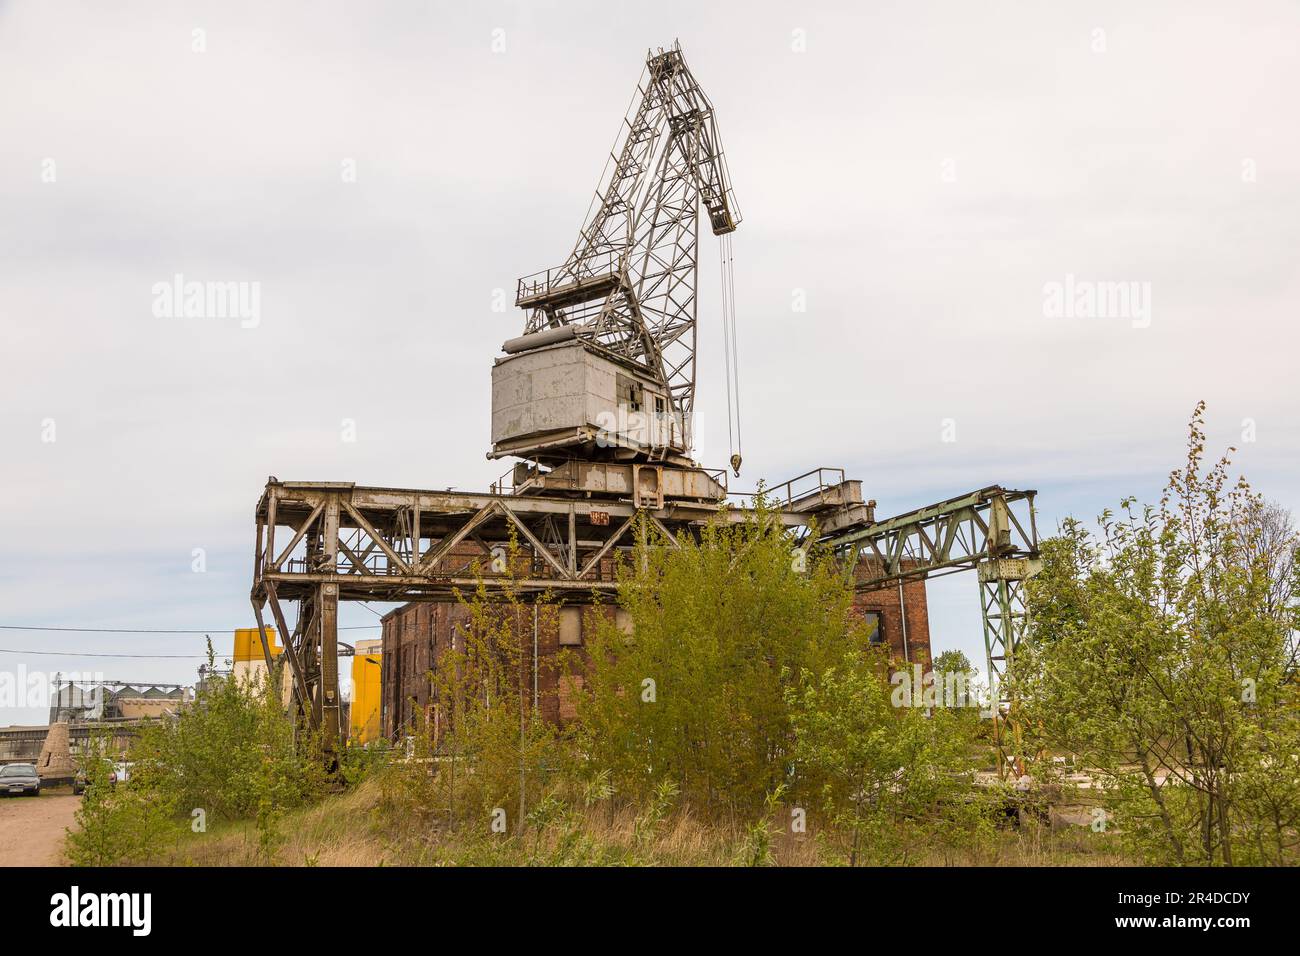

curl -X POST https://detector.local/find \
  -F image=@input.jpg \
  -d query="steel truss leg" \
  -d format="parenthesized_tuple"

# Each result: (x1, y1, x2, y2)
(978, 558, 1038, 778)
(318, 582, 340, 754)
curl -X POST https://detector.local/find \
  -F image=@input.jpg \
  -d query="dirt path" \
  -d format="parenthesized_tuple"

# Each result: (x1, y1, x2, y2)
(0, 793, 78, 866)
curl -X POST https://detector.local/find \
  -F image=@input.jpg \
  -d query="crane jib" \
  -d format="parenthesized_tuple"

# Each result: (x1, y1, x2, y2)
(497, 42, 742, 469)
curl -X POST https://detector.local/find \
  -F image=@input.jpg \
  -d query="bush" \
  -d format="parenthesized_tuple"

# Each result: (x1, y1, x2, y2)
(1013, 403, 1300, 865)
(382, 538, 570, 839)
(574, 502, 874, 816)
(65, 734, 181, 866)
(787, 652, 989, 865)
(131, 656, 327, 824)
(69, 644, 329, 862)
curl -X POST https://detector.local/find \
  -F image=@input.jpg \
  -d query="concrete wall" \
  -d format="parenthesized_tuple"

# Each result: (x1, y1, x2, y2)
(491, 341, 683, 455)
(114, 698, 177, 720)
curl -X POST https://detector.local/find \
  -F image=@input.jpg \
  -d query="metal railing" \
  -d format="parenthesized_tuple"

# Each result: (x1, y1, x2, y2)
(730, 467, 846, 510)
(515, 250, 622, 306)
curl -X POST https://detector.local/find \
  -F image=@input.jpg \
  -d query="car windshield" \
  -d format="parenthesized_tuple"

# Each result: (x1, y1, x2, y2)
(1, 764, 34, 776)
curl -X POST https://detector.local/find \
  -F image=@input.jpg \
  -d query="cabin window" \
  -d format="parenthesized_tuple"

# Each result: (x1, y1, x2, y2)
(616, 374, 643, 412)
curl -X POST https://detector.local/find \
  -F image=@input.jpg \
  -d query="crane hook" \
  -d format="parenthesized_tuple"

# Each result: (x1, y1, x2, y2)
(729, 453, 742, 477)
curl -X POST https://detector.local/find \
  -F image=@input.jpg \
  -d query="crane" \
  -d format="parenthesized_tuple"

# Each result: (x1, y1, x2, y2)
(491, 42, 745, 484)
(250, 42, 1041, 779)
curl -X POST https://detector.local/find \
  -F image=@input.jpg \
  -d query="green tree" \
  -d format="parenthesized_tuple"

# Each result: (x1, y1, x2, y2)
(574, 501, 873, 816)
(65, 732, 181, 865)
(399, 533, 565, 837)
(131, 644, 326, 825)
(932, 649, 972, 679)
(787, 652, 982, 865)
(1013, 403, 1300, 865)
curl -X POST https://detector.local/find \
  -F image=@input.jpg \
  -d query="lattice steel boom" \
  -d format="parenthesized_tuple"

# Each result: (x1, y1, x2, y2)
(513, 42, 740, 454)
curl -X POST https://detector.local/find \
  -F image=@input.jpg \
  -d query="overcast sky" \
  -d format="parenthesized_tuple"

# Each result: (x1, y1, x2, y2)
(2, 0, 1298, 726)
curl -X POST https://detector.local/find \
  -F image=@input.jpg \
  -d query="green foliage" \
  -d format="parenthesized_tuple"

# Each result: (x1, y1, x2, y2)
(375, 502, 999, 865)
(631, 779, 680, 847)
(787, 651, 984, 865)
(386, 533, 568, 837)
(70, 641, 330, 863)
(132, 649, 327, 825)
(575, 501, 871, 814)
(65, 733, 181, 866)
(1014, 402, 1300, 865)
(732, 786, 784, 867)
(338, 737, 391, 788)
(932, 649, 973, 679)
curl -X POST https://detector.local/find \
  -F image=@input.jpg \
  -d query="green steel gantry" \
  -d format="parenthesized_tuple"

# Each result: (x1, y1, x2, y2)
(820, 486, 1041, 776)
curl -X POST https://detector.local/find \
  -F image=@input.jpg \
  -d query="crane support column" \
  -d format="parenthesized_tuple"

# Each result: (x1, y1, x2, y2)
(978, 558, 1039, 776)
(318, 582, 340, 753)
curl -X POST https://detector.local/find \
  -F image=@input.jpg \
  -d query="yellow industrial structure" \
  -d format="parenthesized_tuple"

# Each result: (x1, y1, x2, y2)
(234, 625, 282, 663)
(233, 627, 383, 742)
(232, 627, 291, 703)
(349, 639, 382, 744)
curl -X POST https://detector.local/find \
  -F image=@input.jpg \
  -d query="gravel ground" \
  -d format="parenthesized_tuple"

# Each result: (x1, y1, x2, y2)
(0, 791, 77, 866)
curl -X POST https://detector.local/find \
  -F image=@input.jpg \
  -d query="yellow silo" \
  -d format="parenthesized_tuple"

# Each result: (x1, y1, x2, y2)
(350, 639, 383, 744)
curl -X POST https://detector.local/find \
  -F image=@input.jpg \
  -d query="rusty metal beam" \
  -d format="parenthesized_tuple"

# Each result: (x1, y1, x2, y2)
(341, 500, 410, 575)
(498, 500, 572, 579)
(271, 501, 324, 571)
(413, 501, 502, 575)
(262, 580, 313, 717)
(579, 513, 636, 579)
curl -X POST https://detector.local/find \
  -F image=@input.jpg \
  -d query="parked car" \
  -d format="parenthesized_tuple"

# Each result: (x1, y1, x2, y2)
(0, 763, 41, 796)
(71, 760, 117, 796)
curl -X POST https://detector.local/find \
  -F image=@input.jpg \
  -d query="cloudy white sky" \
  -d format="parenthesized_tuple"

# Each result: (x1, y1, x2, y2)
(2, 1, 1298, 726)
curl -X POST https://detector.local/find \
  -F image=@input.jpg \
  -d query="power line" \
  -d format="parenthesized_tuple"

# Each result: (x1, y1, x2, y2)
(0, 648, 211, 659)
(0, 624, 380, 634)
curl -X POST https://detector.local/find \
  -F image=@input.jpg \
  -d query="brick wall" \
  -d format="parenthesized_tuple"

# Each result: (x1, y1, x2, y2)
(851, 562, 932, 669)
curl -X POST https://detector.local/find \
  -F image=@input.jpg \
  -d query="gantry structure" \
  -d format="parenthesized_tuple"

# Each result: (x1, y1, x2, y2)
(250, 475, 1038, 771)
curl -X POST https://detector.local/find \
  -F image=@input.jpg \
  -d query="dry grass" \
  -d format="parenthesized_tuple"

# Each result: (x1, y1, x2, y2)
(150, 784, 391, 867)
(139, 778, 1137, 867)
